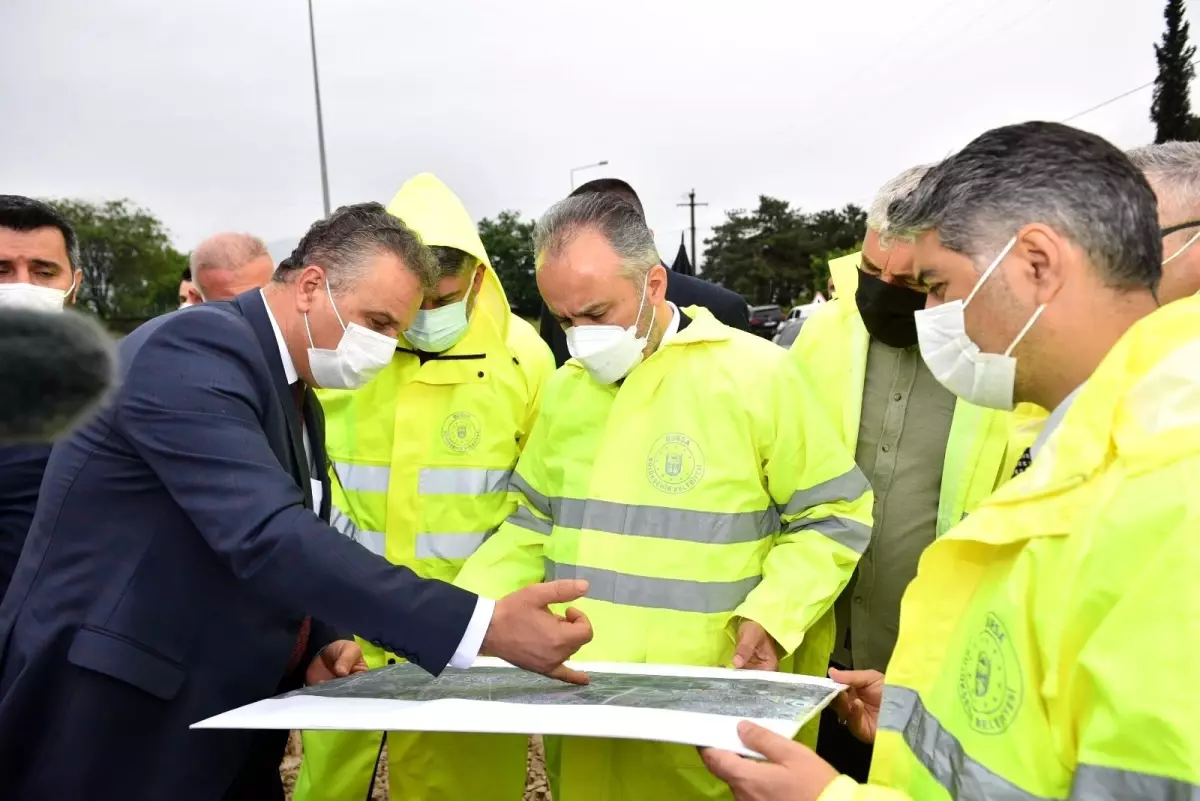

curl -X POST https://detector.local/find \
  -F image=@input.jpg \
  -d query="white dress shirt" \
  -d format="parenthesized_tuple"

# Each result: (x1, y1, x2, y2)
(259, 291, 494, 668)
(1031, 384, 1084, 460)
(659, 302, 681, 345)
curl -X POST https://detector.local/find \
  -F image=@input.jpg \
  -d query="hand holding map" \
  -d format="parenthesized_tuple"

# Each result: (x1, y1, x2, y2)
(481, 579, 594, 684)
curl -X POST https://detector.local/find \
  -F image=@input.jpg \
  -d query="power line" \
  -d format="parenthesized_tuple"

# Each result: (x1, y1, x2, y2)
(1061, 57, 1200, 124)
(1061, 79, 1156, 123)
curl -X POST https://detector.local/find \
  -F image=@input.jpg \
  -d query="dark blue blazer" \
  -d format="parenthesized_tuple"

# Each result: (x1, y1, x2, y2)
(0, 444, 51, 603)
(0, 290, 478, 801)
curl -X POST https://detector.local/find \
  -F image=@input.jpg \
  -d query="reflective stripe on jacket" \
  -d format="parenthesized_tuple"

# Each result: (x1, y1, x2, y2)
(455, 306, 874, 801)
(819, 296, 1200, 801)
(296, 173, 550, 801)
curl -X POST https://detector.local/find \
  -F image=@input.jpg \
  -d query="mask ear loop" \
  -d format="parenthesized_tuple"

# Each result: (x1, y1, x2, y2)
(964, 236, 1018, 309)
(1004, 304, 1045, 357)
(324, 278, 347, 330)
(1163, 229, 1200, 265)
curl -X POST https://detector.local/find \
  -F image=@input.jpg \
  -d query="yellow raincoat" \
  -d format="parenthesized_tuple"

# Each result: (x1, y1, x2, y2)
(294, 174, 553, 801)
(455, 307, 874, 801)
(820, 296, 1200, 801)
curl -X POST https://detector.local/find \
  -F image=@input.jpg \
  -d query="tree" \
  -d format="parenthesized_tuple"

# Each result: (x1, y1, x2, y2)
(1152, 0, 1200, 143)
(478, 210, 540, 317)
(48, 199, 187, 322)
(701, 197, 866, 306)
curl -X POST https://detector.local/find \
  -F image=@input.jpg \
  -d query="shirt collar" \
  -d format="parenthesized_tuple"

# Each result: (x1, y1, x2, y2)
(1031, 384, 1084, 459)
(260, 289, 298, 385)
(659, 302, 681, 345)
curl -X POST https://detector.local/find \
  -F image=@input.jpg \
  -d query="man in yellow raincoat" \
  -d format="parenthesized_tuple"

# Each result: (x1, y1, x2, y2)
(702, 121, 1200, 801)
(294, 173, 554, 801)
(454, 189, 874, 801)
(790, 166, 1035, 778)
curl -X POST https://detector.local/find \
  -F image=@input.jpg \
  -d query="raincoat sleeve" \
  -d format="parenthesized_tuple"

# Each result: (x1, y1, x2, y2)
(1060, 460, 1200, 797)
(734, 355, 874, 655)
(452, 382, 557, 600)
(508, 319, 556, 451)
(816, 775, 911, 800)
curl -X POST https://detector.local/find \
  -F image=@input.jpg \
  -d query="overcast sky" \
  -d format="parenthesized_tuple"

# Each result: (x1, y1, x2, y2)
(1, 0, 1173, 266)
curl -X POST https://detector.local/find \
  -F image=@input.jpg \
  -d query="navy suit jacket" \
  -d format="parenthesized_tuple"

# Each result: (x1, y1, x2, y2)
(0, 444, 51, 603)
(0, 290, 478, 801)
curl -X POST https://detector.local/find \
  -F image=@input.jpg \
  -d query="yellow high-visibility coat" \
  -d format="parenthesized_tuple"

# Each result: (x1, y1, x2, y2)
(294, 173, 553, 801)
(820, 296, 1200, 801)
(455, 307, 874, 801)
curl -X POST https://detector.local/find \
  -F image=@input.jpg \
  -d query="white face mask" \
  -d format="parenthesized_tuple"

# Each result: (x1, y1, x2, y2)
(304, 280, 398, 390)
(566, 277, 655, 385)
(914, 237, 1045, 411)
(405, 270, 476, 353)
(0, 279, 74, 313)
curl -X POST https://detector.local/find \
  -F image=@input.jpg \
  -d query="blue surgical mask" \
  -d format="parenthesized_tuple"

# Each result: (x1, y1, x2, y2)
(405, 271, 477, 353)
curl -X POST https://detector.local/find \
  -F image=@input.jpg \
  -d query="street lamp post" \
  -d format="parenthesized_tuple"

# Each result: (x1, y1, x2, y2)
(307, 0, 331, 218)
(569, 160, 609, 190)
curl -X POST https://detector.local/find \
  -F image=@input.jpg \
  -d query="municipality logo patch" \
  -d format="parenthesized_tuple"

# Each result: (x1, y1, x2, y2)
(958, 612, 1023, 735)
(646, 433, 705, 495)
(442, 411, 482, 453)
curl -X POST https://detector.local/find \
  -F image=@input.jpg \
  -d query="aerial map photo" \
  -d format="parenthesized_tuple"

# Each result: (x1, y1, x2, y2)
(284, 663, 838, 723)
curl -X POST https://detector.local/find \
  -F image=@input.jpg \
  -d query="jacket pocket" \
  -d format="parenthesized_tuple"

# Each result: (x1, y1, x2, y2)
(66, 626, 186, 701)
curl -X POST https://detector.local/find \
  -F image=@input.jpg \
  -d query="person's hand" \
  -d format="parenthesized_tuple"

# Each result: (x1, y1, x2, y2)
(699, 721, 838, 801)
(828, 667, 885, 744)
(481, 580, 594, 685)
(306, 640, 369, 686)
(732, 620, 779, 671)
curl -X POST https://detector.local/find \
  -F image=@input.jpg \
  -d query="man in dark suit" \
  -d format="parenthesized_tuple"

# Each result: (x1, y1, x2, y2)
(0, 196, 86, 603)
(538, 178, 749, 366)
(0, 203, 593, 801)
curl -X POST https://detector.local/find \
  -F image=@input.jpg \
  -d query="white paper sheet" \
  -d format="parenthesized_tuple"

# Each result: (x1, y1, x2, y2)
(192, 658, 844, 757)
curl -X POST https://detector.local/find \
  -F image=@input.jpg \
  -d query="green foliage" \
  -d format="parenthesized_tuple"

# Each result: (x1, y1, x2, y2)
(47, 198, 187, 322)
(478, 210, 540, 315)
(1153, 0, 1200, 143)
(701, 197, 866, 306)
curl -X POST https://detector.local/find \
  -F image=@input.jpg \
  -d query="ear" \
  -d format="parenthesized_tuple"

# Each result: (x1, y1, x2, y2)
(647, 263, 669, 305)
(472, 263, 485, 295)
(68, 270, 83, 306)
(1014, 224, 1067, 307)
(295, 265, 326, 314)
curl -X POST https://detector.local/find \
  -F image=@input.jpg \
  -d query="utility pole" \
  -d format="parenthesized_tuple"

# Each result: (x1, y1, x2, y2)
(307, 0, 331, 217)
(676, 189, 709, 275)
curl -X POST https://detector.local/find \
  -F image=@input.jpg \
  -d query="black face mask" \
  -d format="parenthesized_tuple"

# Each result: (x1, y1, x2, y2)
(854, 269, 927, 348)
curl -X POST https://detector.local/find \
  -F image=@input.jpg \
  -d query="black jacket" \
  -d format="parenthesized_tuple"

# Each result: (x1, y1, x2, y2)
(539, 270, 749, 367)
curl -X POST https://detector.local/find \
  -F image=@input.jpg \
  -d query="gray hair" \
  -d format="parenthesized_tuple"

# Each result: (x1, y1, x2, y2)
(275, 202, 438, 293)
(1127, 142, 1200, 220)
(868, 164, 935, 235)
(888, 121, 1161, 291)
(429, 245, 478, 281)
(534, 193, 661, 282)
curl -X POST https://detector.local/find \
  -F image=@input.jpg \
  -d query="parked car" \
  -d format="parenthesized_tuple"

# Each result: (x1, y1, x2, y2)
(772, 297, 826, 347)
(747, 304, 784, 338)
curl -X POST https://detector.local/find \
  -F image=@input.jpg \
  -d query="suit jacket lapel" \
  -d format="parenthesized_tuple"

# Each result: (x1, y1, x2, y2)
(231, 290, 314, 509)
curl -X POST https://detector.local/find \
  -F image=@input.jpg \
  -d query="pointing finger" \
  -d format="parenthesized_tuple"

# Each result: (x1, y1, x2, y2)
(545, 663, 590, 685)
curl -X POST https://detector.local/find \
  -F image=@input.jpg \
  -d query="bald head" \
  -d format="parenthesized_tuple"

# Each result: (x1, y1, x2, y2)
(190, 233, 275, 301)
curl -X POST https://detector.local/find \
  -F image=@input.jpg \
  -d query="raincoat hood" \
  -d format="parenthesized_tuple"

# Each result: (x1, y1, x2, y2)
(386, 173, 511, 345)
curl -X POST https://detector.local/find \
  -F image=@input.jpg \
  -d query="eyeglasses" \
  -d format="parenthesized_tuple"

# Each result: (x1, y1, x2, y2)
(1161, 220, 1200, 237)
